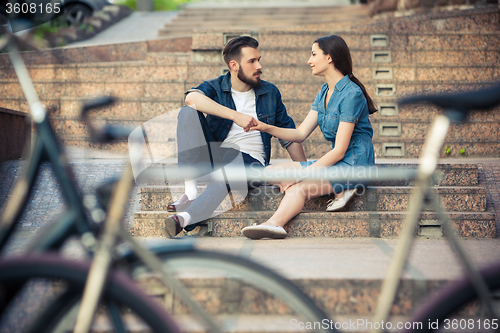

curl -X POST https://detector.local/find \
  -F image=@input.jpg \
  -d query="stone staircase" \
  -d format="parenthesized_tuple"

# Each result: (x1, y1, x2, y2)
(157, 5, 369, 38)
(134, 162, 495, 239)
(187, 5, 500, 160)
(129, 6, 499, 241)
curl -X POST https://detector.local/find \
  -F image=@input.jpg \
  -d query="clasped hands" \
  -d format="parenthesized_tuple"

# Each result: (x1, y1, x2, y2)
(234, 114, 268, 133)
(234, 114, 300, 193)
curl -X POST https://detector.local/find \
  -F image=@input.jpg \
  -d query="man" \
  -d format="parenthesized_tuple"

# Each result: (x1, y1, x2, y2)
(162, 36, 306, 237)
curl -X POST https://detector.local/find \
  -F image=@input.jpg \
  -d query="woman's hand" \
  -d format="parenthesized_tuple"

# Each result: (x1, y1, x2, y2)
(250, 120, 270, 133)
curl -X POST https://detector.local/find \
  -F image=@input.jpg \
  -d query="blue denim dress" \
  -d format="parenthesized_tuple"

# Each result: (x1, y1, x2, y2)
(301, 75, 375, 193)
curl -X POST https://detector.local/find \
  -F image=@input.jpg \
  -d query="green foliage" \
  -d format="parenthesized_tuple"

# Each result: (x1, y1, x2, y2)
(31, 19, 67, 46)
(444, 145, 451, 156)
(459, 148, 467, 156)
(79, 23, 94, 32)
(116, 0, 193, 11)
(33, 20, 64, 40)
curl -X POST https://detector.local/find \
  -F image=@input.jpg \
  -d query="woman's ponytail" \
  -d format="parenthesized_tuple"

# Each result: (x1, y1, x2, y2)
(349, 73, 378, 114)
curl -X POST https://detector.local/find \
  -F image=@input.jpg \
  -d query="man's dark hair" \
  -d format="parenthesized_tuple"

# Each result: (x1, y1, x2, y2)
(222, 36, 259, 66)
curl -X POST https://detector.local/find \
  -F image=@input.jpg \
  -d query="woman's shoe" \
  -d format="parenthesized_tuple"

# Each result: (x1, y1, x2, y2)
(242, 224, 287, 240)
(326, 188, 357, 212)
(167, 194, 194, 212)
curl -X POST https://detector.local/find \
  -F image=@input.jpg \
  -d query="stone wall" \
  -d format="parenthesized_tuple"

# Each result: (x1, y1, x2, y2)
(0, 6, 499, 159)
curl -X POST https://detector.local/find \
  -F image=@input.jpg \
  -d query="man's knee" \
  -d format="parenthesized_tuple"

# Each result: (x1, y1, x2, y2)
(178, 106, 200, 123)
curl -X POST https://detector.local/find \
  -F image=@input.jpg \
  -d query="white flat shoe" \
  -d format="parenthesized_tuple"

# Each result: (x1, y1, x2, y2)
(326, 189, 357, 212)
(242, 224, 287, 240)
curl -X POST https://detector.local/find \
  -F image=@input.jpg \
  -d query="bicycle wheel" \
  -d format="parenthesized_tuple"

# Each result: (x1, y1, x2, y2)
(403, 261, 500, 333)
(127, 248, 337, 333)
(0, 254, 181, 333)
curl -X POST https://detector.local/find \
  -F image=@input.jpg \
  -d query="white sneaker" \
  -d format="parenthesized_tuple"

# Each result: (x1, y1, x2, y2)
(242, 224, 287, 240)
(326, 189, 357, 212)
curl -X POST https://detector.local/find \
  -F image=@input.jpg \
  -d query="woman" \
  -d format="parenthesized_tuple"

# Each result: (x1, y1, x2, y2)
(242, 35, 377, 240)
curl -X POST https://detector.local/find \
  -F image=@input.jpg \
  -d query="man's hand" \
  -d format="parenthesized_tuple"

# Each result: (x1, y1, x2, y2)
(249, 120, 269, 133)
(234, 113, 258, 132)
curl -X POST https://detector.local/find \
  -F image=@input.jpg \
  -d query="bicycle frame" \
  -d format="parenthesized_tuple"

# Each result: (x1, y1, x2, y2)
(0, 39, 97, 254)
(0, 33, 221, 333)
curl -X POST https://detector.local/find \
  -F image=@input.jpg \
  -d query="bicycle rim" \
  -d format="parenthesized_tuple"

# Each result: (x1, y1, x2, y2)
(0, 254, 181, 333)
(129, 249, 337, 333)
(404, 261, 500, 333)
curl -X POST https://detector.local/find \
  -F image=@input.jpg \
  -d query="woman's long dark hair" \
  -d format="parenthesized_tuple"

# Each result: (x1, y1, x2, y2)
(315, 35, 378, 114)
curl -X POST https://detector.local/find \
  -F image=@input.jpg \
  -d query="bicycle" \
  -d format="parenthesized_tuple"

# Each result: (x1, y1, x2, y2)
(0, 27, 333, 333)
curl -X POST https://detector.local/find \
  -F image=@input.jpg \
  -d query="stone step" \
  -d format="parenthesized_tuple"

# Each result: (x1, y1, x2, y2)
(91, 314, 414, 333)
(178, 5, 368, 16)
(137, 274, 434, 318)
(288, 119, 500, 144)
(256, 31, 500, 51)
(190, 7, 499, 51)
(46, 130, 499, 158)
(8, 61, 497, 88)
(287, 139, 500, 160)
(127, 237, 500, 326)
(142, 162, 480, 187)
(178, 80, 499, 106)
(3, 77, 500, 108)
(134, 209, 496, 238)
(170, 15, 345, 26)
(139, 185, 486, 213)
(288, 102, 500, 123)
(191, 32, 500, 55)
(46, 108, 500, 143)
(4, 94, 498, 127)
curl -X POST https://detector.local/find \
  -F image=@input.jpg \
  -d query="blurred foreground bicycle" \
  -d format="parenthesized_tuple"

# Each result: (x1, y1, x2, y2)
(1, 21, 500, 333)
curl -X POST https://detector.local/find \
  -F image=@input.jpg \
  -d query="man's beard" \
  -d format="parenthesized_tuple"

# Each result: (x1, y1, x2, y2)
(237, 67, 262, 88)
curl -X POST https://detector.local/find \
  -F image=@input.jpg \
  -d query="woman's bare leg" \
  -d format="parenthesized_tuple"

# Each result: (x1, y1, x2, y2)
(263, 162, 303, 187)
(262, 179, 334, 227)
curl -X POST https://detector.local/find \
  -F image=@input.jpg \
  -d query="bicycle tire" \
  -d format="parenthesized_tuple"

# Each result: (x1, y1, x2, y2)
(127, 249, 337, 333)
(0, 253, 182, 333)
(403, 261, 500, 333)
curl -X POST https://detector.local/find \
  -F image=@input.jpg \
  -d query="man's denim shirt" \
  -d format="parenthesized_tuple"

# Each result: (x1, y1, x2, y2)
(185, 73, 295, 166)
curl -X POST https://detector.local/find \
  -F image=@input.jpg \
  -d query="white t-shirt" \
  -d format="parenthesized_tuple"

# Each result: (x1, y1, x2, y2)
(221, 88, 265, 165)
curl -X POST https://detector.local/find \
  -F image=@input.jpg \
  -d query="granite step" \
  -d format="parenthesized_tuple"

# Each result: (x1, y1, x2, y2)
(256, 31, 500, 51)
(90, 314, 413, 333)
(289, 119, 500, 143)
(134, 210, 496, 239)
(189, 7, 499, 50)
(136, 274, 436, 317)
(140, 163, 480, 187)
(139, 185, 486, 214)
(127, 237, 500, 322)
(55, 132, 500, 158)
(169, 15, 346, 26)
(285, 139, 500, 159)
(176, 6, 367, 17)
(99, 237, 500, 332)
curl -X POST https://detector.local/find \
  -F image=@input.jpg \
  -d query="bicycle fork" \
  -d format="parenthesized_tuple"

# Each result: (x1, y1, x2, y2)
(73, 163, 136, 333)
